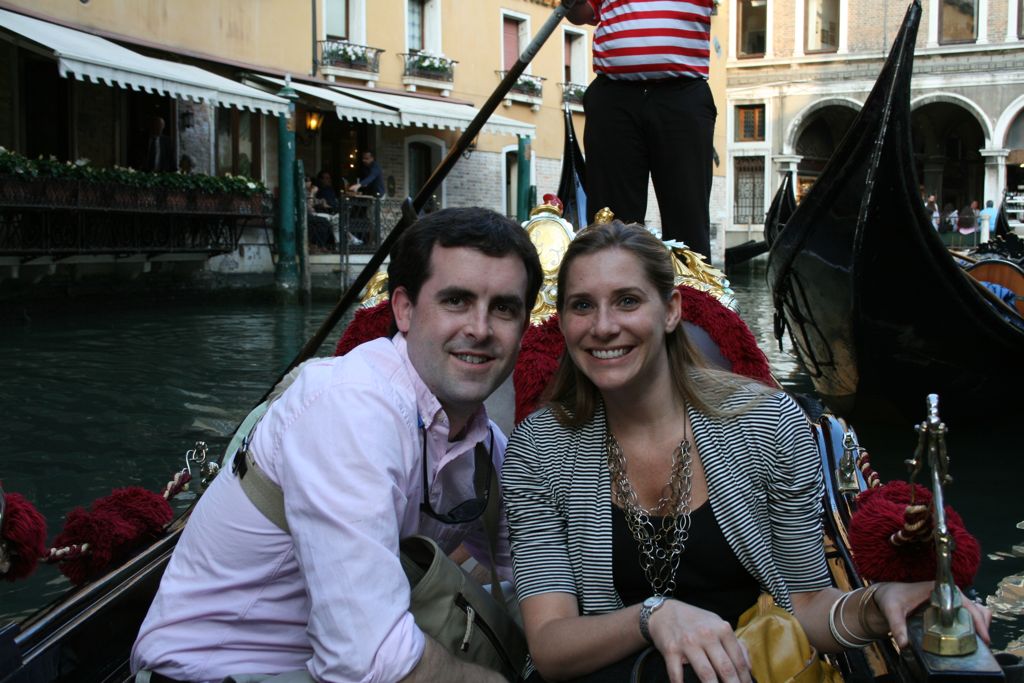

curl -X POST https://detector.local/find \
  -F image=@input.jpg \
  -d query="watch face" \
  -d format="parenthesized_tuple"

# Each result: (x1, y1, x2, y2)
(644, 596, 665, 609)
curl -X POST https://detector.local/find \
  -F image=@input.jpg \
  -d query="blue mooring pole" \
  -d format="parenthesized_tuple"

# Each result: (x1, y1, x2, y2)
(275, 76, 299, 290)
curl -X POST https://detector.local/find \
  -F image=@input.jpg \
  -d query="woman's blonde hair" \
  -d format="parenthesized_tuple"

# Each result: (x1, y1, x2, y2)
(546, 220, 770, 427)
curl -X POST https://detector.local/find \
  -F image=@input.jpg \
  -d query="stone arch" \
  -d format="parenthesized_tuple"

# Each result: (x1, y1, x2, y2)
(910, 92, 993, 145)
(993, 94, 1024, 149)
(783, 97, 861, 155)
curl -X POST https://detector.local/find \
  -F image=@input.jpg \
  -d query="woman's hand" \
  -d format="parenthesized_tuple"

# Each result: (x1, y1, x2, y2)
(649, 600, 753, 683)
(872, 581, 992, 648)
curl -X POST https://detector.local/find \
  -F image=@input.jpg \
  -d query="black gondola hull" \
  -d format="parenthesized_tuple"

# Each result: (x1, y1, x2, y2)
(767, 0, 1024, 425)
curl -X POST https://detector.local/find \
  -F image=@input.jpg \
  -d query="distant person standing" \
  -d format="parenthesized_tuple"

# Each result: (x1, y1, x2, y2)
(140, 116, 176, 173)
(567, 0, 715, 258)
(978, 199, 997, 233)
(348, 151, 386, 197)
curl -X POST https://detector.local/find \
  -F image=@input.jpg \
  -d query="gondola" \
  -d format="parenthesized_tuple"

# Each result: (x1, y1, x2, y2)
(722, 171, 795, 269)
(766, 0, 1024, 427)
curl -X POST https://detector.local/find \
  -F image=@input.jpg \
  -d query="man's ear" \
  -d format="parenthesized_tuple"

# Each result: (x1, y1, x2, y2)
(391, 286, 414, 333)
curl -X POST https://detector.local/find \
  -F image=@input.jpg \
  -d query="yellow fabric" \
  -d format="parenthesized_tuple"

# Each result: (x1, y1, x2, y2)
(734, 594, 843, 683)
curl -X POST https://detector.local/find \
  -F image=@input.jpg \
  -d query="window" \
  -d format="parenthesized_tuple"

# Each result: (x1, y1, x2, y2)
(408, 0, 425, 52)
(736, 105, 765, 142)
(940, 0, 977, 44)
(326, 0, 349, 40)
(805, 0, 839, 52)
(734, 157, 766, 224)
(564, 30, 586, 83)
(216, 109, 261, 179)
(739, 0, 767, 57)
(503, 16, 522, 71)
(1018, 0, 1023, 39)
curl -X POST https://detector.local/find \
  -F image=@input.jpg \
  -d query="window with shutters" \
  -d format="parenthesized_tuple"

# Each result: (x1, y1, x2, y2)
(735, 105, 765, 142)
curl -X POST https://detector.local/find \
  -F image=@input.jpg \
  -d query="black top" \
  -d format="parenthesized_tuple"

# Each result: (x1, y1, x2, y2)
(612, 501, 760, 628)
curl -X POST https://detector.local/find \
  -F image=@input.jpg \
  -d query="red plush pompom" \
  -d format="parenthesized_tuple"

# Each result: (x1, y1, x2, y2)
(334, 302, 393, 356)
(513, 316, 566, 424)
(1, 490, 48, 581)
(848, 480, 981, 587)
(52, 487, 172, 585)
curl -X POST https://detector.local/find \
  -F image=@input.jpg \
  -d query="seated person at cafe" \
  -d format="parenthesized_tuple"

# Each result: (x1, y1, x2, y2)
(313, 170, 339, 213)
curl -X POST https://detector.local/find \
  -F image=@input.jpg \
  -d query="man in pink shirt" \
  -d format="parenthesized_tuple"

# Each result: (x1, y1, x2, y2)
(131, 207, 543, 683)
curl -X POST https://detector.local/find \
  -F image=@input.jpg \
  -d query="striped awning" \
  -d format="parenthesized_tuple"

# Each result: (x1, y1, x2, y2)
(0, 8, 290, 116)
(332, 85, 535, 138)
(248, 75, 403, 127)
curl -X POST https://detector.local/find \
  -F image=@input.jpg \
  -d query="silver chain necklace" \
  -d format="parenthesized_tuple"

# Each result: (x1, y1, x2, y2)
(607, 429, 693, 598)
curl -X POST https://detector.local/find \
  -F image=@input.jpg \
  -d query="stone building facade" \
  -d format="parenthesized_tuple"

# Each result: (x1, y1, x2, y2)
(724, 0, 1024, 245)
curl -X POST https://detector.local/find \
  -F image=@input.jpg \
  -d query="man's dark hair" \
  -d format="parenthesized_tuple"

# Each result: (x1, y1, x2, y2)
(388, 207, 542, 316)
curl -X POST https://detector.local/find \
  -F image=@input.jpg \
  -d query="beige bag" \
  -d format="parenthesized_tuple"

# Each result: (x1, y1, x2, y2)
(401, 535, 527, 682)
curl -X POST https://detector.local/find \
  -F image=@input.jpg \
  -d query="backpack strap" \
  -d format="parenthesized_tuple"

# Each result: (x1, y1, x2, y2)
(233, 413, 505, 592)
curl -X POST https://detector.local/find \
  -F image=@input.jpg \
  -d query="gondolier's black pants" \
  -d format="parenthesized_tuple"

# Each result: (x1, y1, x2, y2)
(583, 74, 716, 259)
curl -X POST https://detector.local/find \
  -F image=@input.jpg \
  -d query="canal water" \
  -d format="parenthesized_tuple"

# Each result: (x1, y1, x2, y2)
(1, 260, 1021, 653)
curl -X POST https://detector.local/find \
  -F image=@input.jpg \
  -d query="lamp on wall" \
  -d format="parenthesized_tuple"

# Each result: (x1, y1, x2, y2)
(305, 111, 324, 134)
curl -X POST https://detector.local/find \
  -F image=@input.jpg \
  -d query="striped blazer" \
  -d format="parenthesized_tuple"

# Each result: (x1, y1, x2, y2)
(502, 390, 832, 619)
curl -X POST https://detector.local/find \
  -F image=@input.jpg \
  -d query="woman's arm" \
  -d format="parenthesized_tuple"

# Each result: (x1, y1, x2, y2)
(523, 594, 752, 683)
(792, 582, 991, 652)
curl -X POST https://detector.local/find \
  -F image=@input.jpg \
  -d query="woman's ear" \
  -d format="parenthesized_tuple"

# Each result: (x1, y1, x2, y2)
(666, 288, 683, 332)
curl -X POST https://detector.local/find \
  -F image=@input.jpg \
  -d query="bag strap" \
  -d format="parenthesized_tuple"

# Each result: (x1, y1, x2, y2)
(233, 416, 506, 602)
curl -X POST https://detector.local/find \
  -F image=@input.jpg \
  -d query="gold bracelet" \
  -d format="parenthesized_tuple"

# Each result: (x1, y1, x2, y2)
(857, 583, 884, 639)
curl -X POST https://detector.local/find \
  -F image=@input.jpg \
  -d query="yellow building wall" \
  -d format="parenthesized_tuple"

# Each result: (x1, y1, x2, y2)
(1, 0, 311, 75)
(709, 5, 727, 184)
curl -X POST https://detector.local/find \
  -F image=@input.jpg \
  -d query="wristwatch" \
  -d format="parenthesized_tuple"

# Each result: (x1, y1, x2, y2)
(639, 595, 667, 643)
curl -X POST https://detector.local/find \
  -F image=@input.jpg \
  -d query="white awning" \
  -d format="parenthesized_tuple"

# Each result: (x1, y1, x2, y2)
(0, 8, 290, 116)
(332, 86, 535, 138)
(248, 75, 402, 127)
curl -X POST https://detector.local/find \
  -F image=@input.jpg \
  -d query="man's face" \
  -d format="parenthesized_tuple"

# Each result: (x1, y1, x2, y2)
(392, 245, 529, 431)
(361, 153, 374, 166)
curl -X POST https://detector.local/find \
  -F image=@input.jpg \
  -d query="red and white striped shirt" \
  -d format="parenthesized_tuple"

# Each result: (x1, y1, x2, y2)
(587, 0, 713, 80)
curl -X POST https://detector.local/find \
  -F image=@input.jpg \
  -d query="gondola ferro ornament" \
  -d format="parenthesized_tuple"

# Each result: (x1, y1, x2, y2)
(905, 395, 978, 657)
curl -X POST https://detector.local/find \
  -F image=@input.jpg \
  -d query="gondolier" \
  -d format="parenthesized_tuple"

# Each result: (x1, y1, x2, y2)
(568, 0, 716, 258)
(130, 208, 543, 683)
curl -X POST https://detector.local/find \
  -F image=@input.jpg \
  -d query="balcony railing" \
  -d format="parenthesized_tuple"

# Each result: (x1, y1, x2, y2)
(401, 52, 456, 81)
(0, 177, 271, 256)
(498, 71, 545, 98)
(319, 39, 383, 74)
(560, 82, 586, 105)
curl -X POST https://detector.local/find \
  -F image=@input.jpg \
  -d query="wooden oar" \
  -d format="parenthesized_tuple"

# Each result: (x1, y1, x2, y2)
(261, 1, 576, 401)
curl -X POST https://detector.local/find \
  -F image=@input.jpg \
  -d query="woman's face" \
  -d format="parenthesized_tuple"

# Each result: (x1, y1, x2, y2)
(559, 247, 681, 401)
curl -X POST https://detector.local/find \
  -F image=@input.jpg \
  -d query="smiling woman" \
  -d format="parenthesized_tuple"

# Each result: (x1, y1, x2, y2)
(501, 221, 992, 683)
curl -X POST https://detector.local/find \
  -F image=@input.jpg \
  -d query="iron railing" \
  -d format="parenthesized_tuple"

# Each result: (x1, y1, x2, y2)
(319, 39, 383, 74)
(497, 71, 545, 98)
(400, 52, 456, 81)
(559, 82, 586, 105)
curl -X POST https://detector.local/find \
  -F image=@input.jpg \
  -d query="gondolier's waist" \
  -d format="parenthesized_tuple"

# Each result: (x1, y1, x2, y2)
(596, 73, 705, 87)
